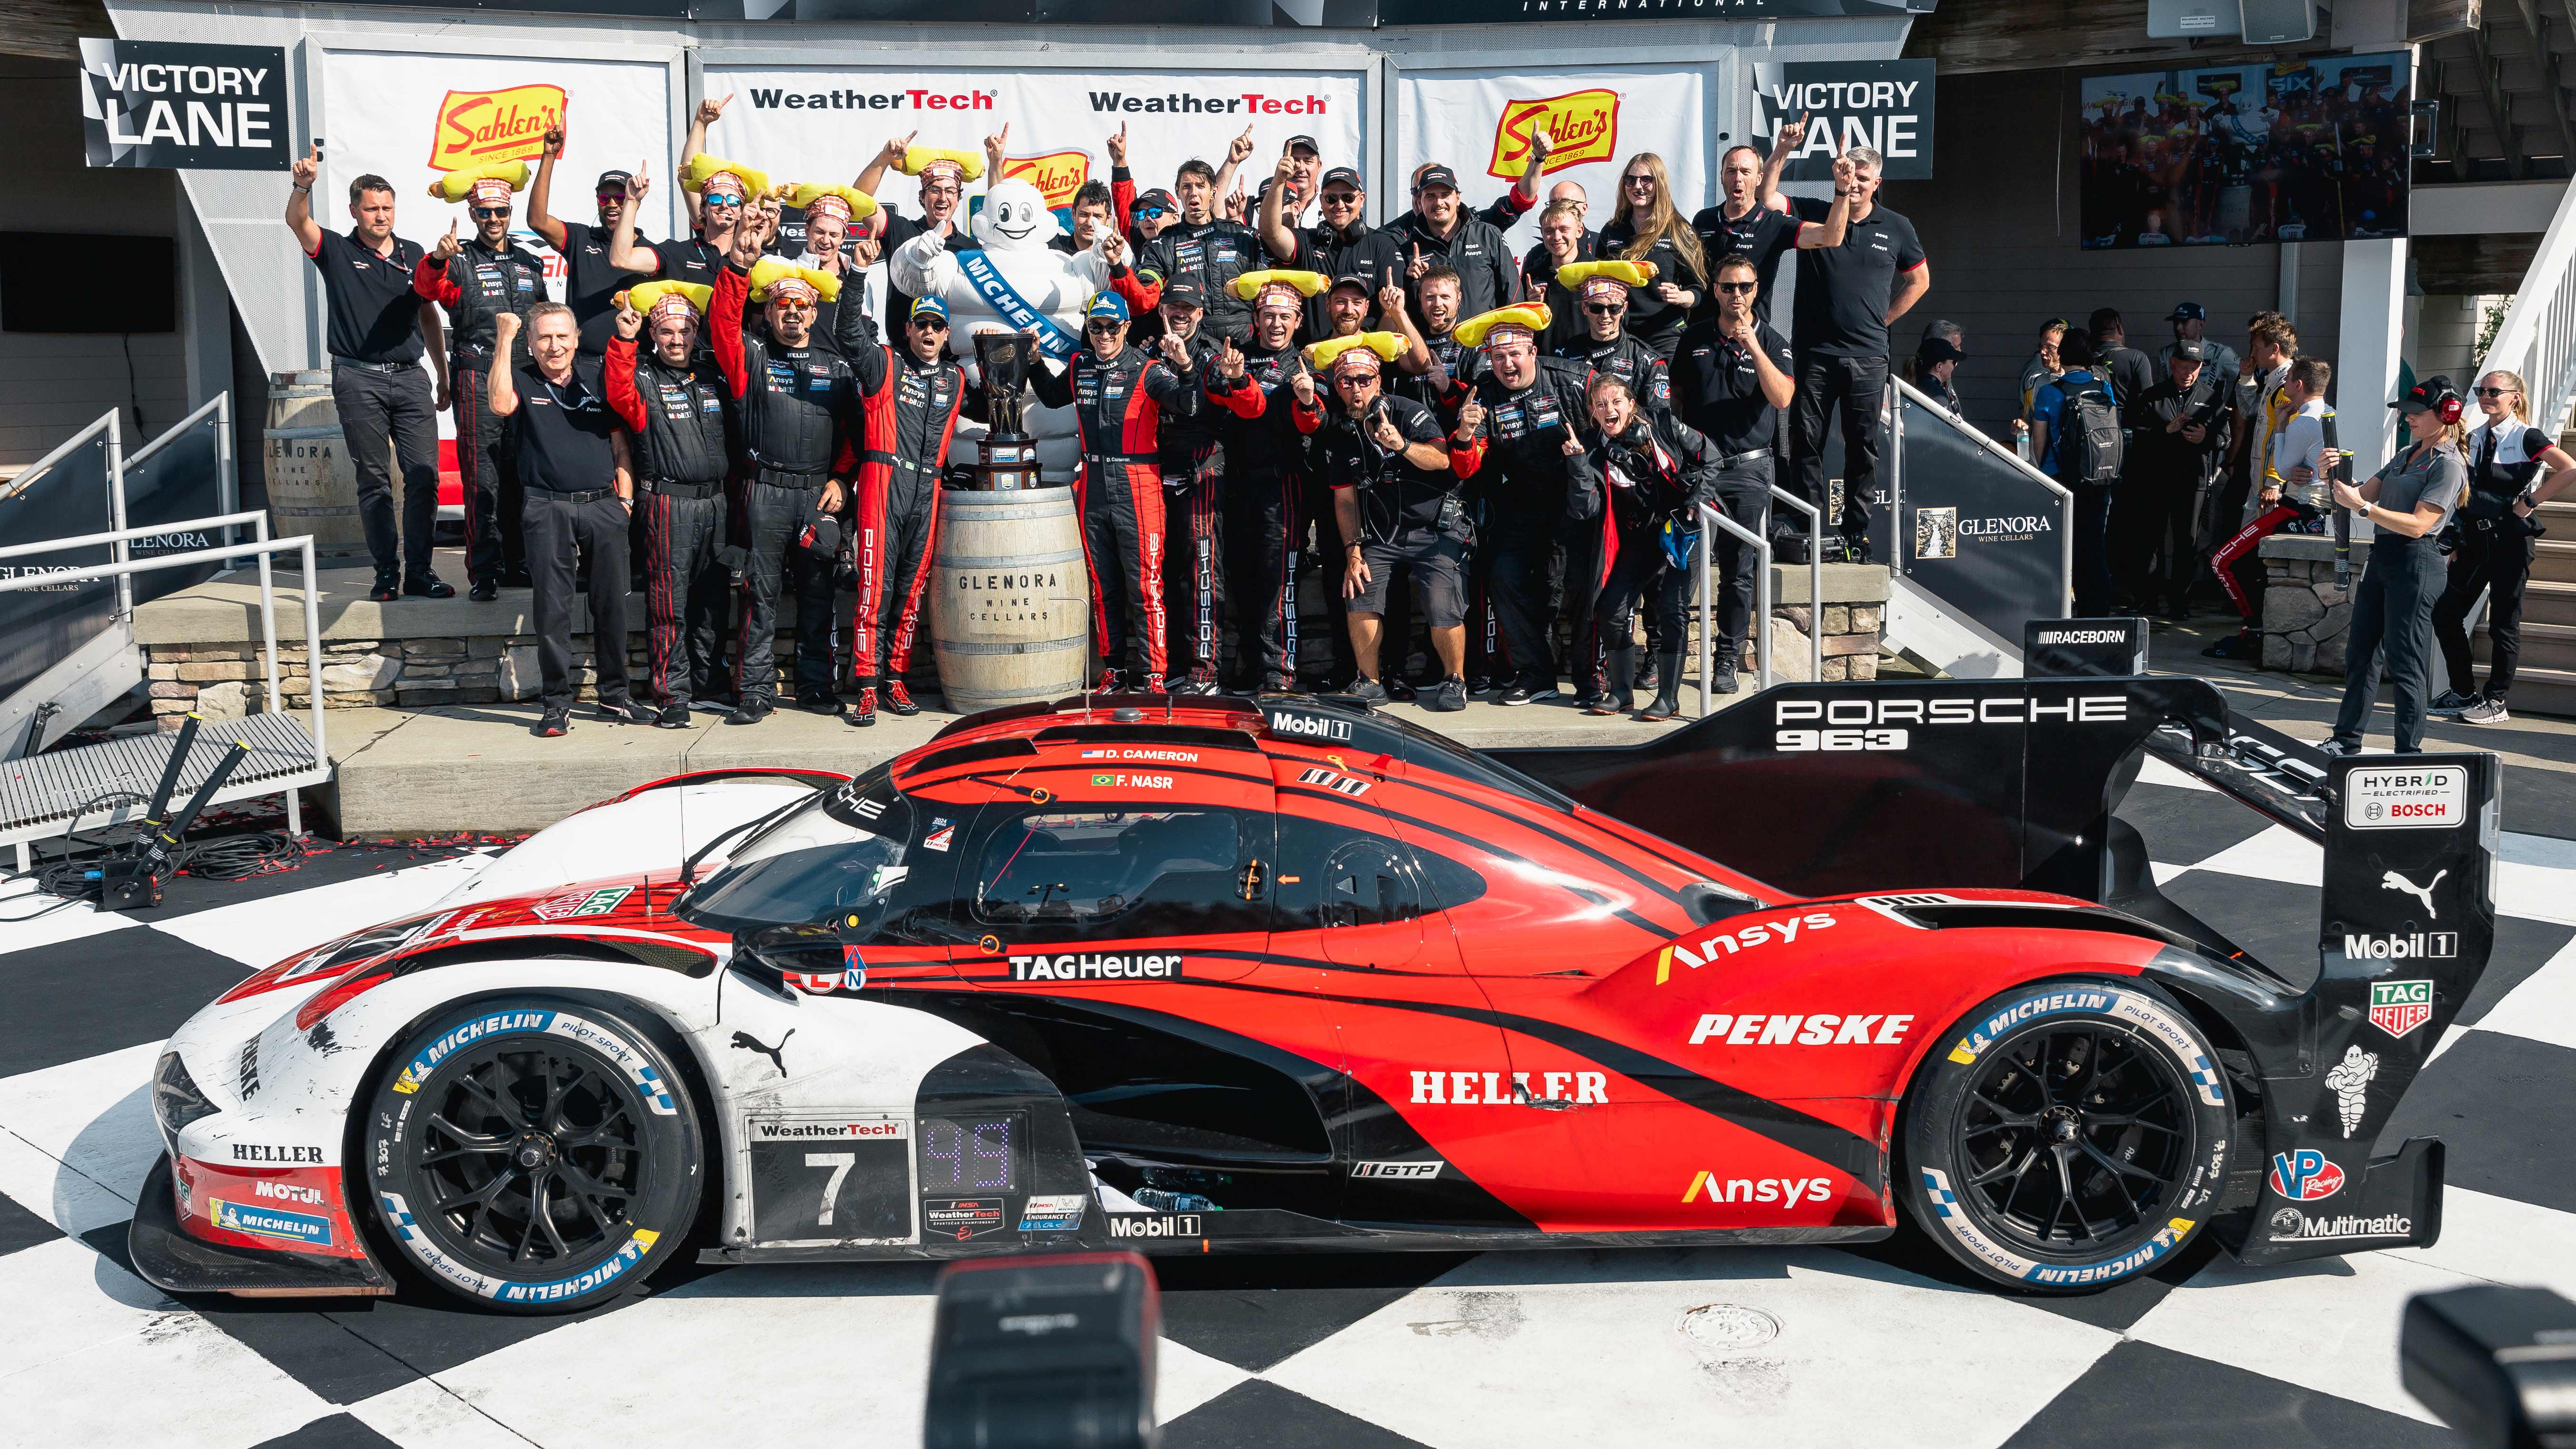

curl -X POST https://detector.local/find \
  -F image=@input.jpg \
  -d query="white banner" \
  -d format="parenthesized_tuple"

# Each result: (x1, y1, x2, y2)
(705, 65, 1367, 219)
(1397, 66, 1719, 242)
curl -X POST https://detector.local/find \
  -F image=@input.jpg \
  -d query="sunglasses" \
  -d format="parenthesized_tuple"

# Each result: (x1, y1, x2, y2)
(1086, 320, 1125, 334)
(1623, 175, 1656, 187)
(1584, 303, 1625, 315)
(595, 192, 627, 205)
(770, 295, 816, 311)
(910, 315, 950, 331)
(2475, 386, 2512, 398)
(1334, 372, 1379, 385)
(702, 194, 743, 208)
(1716, 280, 1757, 294)
(1135, 206, 1171, 219)
(471, 207, 510, 220)
(1321, 191, 1361, 205)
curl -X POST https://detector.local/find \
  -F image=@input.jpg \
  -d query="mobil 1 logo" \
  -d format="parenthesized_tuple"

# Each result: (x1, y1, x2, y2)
(748, 1118, 912, 1246)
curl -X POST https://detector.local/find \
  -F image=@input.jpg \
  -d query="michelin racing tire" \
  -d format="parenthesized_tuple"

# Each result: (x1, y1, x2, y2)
(362, 996, 703, 1315)
(1903, 976, 2232, 1294)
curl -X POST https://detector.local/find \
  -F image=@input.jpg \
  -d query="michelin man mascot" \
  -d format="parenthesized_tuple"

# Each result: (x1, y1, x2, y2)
(890, 176, 1113, 483)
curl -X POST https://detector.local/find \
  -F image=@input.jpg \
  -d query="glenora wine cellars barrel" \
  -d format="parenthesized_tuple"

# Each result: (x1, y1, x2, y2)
(261, 371, 368, 552)
(928, 486, 1089, 711)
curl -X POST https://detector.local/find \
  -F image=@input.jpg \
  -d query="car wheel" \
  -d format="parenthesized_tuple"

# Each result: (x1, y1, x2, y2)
(361, 996, 702, 1314)
(1903, 976, 2233, 1293)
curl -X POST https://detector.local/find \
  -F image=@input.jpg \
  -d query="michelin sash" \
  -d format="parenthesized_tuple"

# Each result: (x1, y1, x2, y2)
(958, 250, 1079, 361)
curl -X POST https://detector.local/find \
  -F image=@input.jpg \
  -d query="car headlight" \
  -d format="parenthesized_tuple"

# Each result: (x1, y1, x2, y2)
(151, 1051, 217, 1152)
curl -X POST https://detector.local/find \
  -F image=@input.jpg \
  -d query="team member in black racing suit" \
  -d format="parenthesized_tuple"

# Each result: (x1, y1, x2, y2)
(1148, 279, 1224, 693)
(1030, 290, 1201, 692)
(1207, 272, 1328, 692)
(1143, 158, 1264, 345)
(1572, 372, 1727, 720)
(709, 231, 888, 724)
(1448, 304, 1590, 705)
(415, 166, 548, 600)
(1550, 258, 1679, 698)
(604, 281, 733, 729)
(848, 293, 982, 727)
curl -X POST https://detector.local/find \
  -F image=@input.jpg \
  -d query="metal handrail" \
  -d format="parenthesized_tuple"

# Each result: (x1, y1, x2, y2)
(0, 410, 117, 508)
(1766, 484, 1826, 681)
(118, 393, 242, 572)
(2477, 177, 2576, 437)
(1698, 502, 1774, 715)
(0, 510, 269, 562)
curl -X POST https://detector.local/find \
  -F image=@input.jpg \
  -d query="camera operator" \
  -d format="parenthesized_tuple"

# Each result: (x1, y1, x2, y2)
(2116, 339, 2231, 620)
(2430, 369, 2576, 725)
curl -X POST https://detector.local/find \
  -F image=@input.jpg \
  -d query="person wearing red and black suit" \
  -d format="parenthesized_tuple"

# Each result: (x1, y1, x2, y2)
(1204, 277, 1321, 693)
(1030, 290, 1201, 692)
(708, 229, 892, 724)
(604, 286, 732, 730)
(848, 294, 985, 729)
(415, 178, 549, 600)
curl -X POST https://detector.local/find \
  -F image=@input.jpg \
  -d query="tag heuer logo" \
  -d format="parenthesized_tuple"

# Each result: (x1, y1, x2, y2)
(2368, 979, 2435, 1039)
(531, 885, 635, 921)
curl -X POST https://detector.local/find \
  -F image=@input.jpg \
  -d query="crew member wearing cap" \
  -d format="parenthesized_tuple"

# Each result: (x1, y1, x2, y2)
(609, 144, 760, 293)
(2323, 377, 2471, 756)
(1143, 156, 1265, 344)
(1671, 253, 1795, 695)
(710, 228, 889, 723)
(778, 182, 880, 353)
(417, 160, 549, 601)
(1388, 163, 1518, 324)
(1279, 134, 1323, 228)
(1909, 324, 1966, 417)
(1257, 156, 1402, 340)
(1304, 273, 1438, 688)
(1313, 332, 1476, 712)
(1143, 279, 1223, 692)
(849, 294, 985, 727)
(487, 303, 647, 739)
(1128, 186, 1182, 254)
(2114, 338, 2230, 621)
(1030, 291, 1202, 692)
(1553, 261, 1672, 414)
(606, 282, 732, 728)
(1208, 272, 1326, 692)
(286, 149, 449, 605)
(1573, 372, 1728, 720)
(2160, 301, 2239, 379)
(527, 117, 655, 358)
(855, 131, 985, 335)
(1447, 304, 1592, 705)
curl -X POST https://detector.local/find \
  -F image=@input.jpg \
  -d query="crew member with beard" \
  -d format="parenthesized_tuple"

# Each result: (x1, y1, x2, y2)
(1573, 372, 1726, 720)
(1399, 266, 1476, 410)
(1388, 164, 1516, 322)
(605, 282, 732, 729)
(525, 114, 653, 357)
(609, 146, 764, 295)
(1209, 272, 1327, 692)
(854, 130, 988, 335)
(1304, 275, 1436, 690)
(1687, 128, 1819, 328)
(709, 229, 886, 723)
(1148, 279, 1224, 693)
(1258, 158, 1402, 338)
(849, 294, 984, 727)
(1447, 303, 1590, 705)
(416, 162, 548, 600)
(1144, 146, 1265, 344)
(1670, 252, 1795, 695)
(1030, 291, 1201, 692)
(1399, 265, 1500, 690)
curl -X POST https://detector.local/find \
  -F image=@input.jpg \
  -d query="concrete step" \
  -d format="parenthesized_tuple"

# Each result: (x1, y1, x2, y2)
(2473, 619, 2576, 673)
(2537, 539, 2576, 585)
(2470, 664, 2576, 720)
(2523, 581, 2576, 629)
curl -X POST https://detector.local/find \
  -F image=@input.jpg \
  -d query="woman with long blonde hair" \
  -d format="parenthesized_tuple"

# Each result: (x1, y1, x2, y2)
(2428, 368, 2575, 724)
(1597, 152, 1709, 360)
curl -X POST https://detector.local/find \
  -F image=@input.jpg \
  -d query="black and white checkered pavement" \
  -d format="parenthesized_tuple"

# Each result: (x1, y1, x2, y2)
(1, 755, 2570, 1449)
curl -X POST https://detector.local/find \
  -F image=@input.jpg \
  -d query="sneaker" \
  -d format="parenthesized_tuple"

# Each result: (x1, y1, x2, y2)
(2460, 697, 2511, 725)
(1713, 660, 1741, 695)
(1498, 683, 1538, 706)
(368, 573, 400, 603)
(883, 680, 922, 716)
(1179, 669, 1221, 695)
(1525, 683, 1561, 703)
(794, 691, 846, 718)
(724, 698, 774, 726)
(469, 579, 500, 602)
(1386, 676, 1416, 702)
(2427, 690, 2477, 717)
(533, 707, 571, 738)
(1140, 672, 1166, 694)
(694, 692, 741, 714)
(2201, 632, 2257, 660)
(1093, 669, 1124, 693)
(1634, 657, 1660, 694)
(655, 703, 692, 729)
(847, 687, 878, 728)
(1346, 677, 1389, 704)
(1467, 676, 1493, 696)
(596, 699, 654, 725)
(1424, 677, 1468, 712)
(403, 572, 455, 600)
(2315, 738, 2364, 758)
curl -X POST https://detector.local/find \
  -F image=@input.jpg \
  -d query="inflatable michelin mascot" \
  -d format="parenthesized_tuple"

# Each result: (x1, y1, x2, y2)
(888, 150, 1112, 484)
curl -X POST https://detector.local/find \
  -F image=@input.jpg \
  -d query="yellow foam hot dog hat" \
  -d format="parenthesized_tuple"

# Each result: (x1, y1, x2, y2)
(1555, 259, 1658, 295)
(783, 182, 879, 227)
(1451, 304, 1553, 348)
(747, 256, 841, 304)
(618, 280, 713, 324)
(898, 146, 986, 184)
(429, 160, 531, 205)
(1231, 269, 1329, 305)
(681, 153, 773, 201)
(1304, 332, 1406, 374)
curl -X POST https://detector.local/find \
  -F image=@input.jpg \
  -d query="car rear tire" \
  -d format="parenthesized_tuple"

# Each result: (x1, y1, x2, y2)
(1902, 976, 2233, 1293)
(361, 995, 702, 1314)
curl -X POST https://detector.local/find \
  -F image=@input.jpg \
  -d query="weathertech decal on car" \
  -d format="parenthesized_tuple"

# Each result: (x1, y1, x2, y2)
(1410, 1069, 1606, 1104)
(1656, 912, 1837, 981)
(1921, 1167, 2196, 1286)
(1008, 951, 1186, 981)
(1687, 1013, 1914, 1046)
(391, 1009, 678, 1114)
(1683, 1172, 1833, 1204)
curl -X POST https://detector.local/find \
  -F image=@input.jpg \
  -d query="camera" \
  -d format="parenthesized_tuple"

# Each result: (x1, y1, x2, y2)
(923, 1251, 1159, 1449)
(2402, 1285, 2576, 1447)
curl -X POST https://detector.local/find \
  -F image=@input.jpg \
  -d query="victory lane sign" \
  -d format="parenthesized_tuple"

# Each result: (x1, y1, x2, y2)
(1757, 59, 1935, 181)
(80, 38, 289, 171)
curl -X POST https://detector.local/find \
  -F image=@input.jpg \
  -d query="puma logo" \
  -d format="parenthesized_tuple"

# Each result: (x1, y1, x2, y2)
(729, 1029, 794, 1077)
(2380, 868, 2447, 919)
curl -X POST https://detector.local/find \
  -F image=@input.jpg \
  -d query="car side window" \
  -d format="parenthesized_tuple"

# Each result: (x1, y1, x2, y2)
(969, 808, 1262, 940)
(1323, 840, 1420, 929)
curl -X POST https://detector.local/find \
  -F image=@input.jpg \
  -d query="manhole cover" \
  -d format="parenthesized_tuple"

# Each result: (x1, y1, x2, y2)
(1678, 1302, 1780, 1352)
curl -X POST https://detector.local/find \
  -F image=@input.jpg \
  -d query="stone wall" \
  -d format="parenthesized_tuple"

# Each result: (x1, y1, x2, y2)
(2257, 535, 2368, 676)
(144, 634, 635, 725)
(1766, 604, 1885, 681)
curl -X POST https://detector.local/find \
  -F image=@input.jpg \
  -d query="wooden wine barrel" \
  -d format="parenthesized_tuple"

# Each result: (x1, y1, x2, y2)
(928, 486, 1089, 712)
(262, 371, 369, 553)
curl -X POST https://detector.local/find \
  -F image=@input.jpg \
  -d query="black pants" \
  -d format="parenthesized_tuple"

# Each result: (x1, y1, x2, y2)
(1158, 445, 1220, 680)
(1589, 527, 1690, 681)
(735, 480, 835, 705)
(330, 362, 439, 578)
(2433, 522, 2538, 703)
(639, 486, 729, 707)
(1789, 352, 1887, 540)
(2112, 471, 2201, 613)
(1708, 459, 1772, 651)
(524, 492, 632, 712)
(1489, 525, 1562, 689)
(2073, 483, 2117, 615)
(1078, 458, 1170, 681)
(2332, 537, 2446, 753)
(1562, 519, 1616, 690)
(451, 366, 525, 586)
(1224, 469, 1302, 687)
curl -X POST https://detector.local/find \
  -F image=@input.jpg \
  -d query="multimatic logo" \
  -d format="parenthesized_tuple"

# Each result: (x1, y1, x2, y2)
(2268, 1207, 2413, 1242)
(1009, 951, 1185, 982)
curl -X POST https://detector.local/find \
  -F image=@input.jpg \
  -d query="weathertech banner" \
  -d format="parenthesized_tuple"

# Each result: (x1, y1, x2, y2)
(1397, 66, 1714, 241)
(707, 66, 1366, 217)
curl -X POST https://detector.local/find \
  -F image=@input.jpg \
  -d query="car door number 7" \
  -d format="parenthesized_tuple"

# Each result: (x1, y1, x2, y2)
(805, 1152, 855, 1226)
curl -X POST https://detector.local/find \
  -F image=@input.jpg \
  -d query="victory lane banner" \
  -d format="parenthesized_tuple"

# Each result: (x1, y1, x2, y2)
(81, 38, 289, 171)
(1756, 59, 1934, 181)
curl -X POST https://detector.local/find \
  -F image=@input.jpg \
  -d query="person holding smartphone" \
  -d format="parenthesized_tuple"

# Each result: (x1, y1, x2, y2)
(2429, 369, 2576, 724)
(2320, 376, 2471, 756)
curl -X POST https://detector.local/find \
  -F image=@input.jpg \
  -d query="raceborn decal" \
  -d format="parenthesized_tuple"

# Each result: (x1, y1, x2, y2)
(1686, 1013, 1914, 1046)
(1410, 1069, 1606, 1104)
(2368, 979, 2436, 1037)
(2267, 1148, 2346, 1202)
(1682, 1172, 1833, 1205)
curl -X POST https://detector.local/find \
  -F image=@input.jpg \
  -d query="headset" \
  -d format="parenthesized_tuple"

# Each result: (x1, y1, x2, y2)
(2425, 382, 2465, 425)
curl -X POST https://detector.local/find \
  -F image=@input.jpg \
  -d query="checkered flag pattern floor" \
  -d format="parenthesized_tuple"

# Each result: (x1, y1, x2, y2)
(2, 755, 2570, 1449)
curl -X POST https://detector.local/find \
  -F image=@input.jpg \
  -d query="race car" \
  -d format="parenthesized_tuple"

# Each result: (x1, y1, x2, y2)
(128, 671, 2501, 1313)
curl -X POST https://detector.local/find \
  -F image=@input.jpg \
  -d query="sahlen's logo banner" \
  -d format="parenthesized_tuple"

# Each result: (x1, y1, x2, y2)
(427, 84, 567, 171)
(1400, 66, 1713, 239)
(1485, 88, 1618, 182)
(1002, 150, 1091, 211)
(80, 38, 290, 171)
(1756, 59, 1935, 181)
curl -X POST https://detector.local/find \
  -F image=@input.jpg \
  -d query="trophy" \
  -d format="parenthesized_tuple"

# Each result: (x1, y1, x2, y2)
(972, 331, 1042, 491)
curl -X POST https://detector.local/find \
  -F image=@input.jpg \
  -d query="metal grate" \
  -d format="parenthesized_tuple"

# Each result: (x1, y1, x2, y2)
(0, 712, 320, 840)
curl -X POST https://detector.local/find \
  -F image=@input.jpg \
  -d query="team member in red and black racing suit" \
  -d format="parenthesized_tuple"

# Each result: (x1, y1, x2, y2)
(1030, 290, 1200, 692)
(1448, 304, 1592, 705)
(605, 283, 734, 729)
(1550, 259, 1675, 692)
(1570, 371, 1725, 720)
(710, 230, 889, 724)
(415, 168, 547, 599)
(848, 293, 981, 728)
(1205, 273, 1326, 692)
(1147, 279, 1223, 693)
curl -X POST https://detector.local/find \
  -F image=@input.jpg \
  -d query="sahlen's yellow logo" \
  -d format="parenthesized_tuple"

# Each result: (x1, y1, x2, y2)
(1003, 150, 1091, 211)
(1487, 89, 1619, 182)
(429, 85, 566, 172)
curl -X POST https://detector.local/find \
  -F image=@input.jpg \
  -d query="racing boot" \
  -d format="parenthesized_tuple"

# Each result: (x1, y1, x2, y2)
(1093, 668, 1124, 693)
(1584, 649, 1632, 717)
(1637, 650, 1688, 721)
(1180, 667, 1220, 696)
(846, 686, 877, 728)
(1141, 672, 1167, 694)
(883, 679, 921, 716)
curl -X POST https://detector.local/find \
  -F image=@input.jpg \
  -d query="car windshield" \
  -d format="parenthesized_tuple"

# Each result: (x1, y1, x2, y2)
(679, 779, 913, 936)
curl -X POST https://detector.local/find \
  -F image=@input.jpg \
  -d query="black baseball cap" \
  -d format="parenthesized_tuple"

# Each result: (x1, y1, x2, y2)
(1286, 134, 1321, 157)
(2393, 375, 2459, 414)
(596, 169, 634, 193)
(1917, 335, 1964, 364)
(1414, 164, 1461, 193)
(1160, 278, 1206, 310)
(1329, 273, 1372, 296)
(2167, 301, 2207, 322)
(1321, 166, 1364, 191)
(1135, 187, 1177, 215)
(2171, 339, 2208, 362)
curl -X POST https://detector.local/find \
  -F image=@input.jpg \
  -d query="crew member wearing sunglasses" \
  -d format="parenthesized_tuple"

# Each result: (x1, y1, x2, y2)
(1671, 254, 1796, 697)
(1551, 260, 1677, 699)
(525, 111, 655, 359)
(417, 164, 550, 600)
(1259, 159, 1403, 342)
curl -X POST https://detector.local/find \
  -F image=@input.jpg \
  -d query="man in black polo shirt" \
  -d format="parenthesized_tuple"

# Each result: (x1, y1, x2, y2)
(609, 154, 753, 296)
(1258, 159, 1403, 339)
(486, 303, 647, 738)
(1777, 144, 1928, 563)
(526, 117, 652, 357)
(285, 147, 449, 603)
(1672, 253, 1795, 692)
(1688, 128, 1819, 328)
(1387, 165, 1517, 324)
